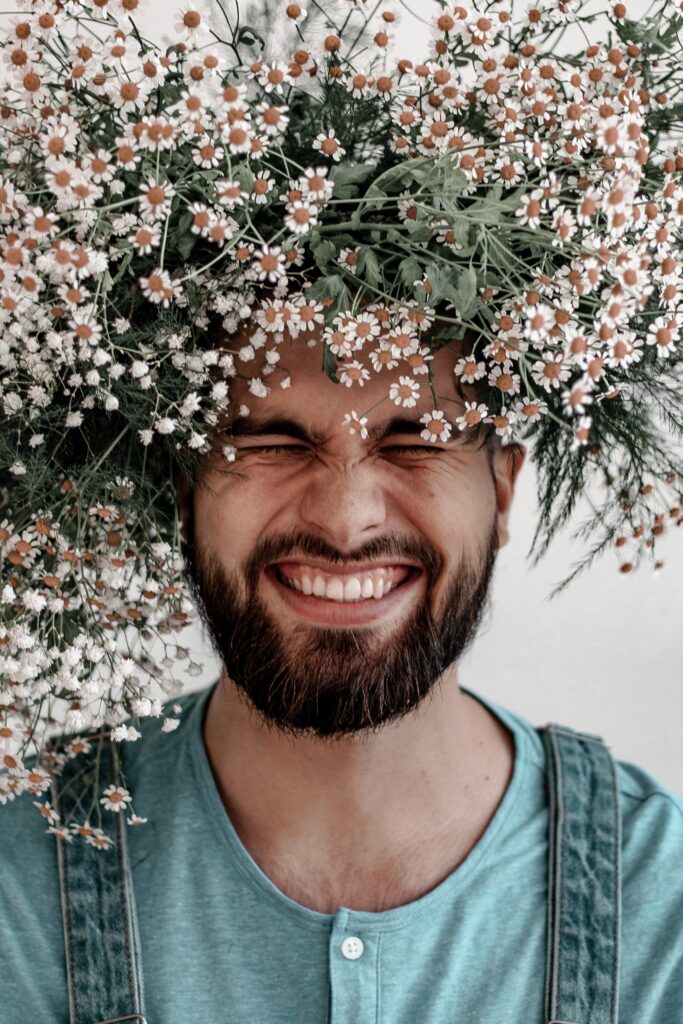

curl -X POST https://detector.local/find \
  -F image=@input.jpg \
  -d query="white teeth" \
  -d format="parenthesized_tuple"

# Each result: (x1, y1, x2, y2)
(342, 577, 362, 598)
(278, 567, 403, 602)
(312, 575, 326, 597)
(343, 577, 362, 601)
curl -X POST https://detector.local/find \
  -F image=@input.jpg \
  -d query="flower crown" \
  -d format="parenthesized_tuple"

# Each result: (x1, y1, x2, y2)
(0, 0, 682, 845)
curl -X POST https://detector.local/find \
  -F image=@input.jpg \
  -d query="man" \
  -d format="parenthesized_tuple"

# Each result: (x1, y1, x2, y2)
(2, 328, 683, 1024)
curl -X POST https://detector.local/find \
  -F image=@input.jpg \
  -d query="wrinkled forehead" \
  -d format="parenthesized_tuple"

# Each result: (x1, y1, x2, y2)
(225, 329, 470, 432)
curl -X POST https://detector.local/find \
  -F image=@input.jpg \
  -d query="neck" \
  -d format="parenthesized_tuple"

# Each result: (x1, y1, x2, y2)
(203, 666, 514, 914)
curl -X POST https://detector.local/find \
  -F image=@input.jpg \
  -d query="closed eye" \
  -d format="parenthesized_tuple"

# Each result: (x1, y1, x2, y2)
(382, 445, 445, 454)
(237, 445, 311, 455)
(237, 444, 446, 456)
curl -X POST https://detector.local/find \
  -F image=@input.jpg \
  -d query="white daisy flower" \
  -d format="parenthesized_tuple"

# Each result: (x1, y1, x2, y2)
(341, 411, 369, 438)
(338, 361, 371, 387)
(100, 785, 132, 813)
(139, 268, 177, 306)
(174, 7, 206, 38)
(531, 353, 572, 392)
(313, 130, 346, 162)
(454, 357, 486, 382)
(571, 416, 593, 451)
(257, 62, 291, 94)
(285, 200, 319, 235)
(420, 409, 453, 443)
(285, 3, 308, 23)
(389, 376, 421, 407)
(455, 402, 489, 432)
(646, 314, 680, 358)
(486, 406, 517, 440)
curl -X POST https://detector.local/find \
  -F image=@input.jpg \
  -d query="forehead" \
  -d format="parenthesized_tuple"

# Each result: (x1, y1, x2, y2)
(228, 332, 468, 432)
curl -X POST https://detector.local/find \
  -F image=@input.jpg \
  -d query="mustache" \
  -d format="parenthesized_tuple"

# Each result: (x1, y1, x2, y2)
(243, 528, 444, 590)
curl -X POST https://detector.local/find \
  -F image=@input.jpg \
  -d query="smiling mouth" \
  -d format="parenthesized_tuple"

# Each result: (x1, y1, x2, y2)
(266, 562, 420, 604)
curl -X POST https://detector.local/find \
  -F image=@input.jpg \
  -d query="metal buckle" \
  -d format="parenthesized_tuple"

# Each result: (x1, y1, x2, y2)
(94, 1016, 148, 1024)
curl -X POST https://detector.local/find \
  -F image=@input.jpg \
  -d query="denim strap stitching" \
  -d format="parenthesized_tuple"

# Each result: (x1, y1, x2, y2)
(53, 769, 80, 1024)
(53, 734, 146, 1024)
(539, 723, 621, 1024)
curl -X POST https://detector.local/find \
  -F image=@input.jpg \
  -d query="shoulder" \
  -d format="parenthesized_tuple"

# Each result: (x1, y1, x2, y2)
(0, 683, 213, 872)
(0, 762, 66, 1016)
(615, 756, 683, 905)
(0, 683, 213, 1017)
(497, 696, 683, 1018)
(480, 688, 683, 890)
(118, 681, 213, 779)
(613, 760, 683, 1017)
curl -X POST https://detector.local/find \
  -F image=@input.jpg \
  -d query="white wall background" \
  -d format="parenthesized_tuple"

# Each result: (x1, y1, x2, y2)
(4, 0, 680, 788)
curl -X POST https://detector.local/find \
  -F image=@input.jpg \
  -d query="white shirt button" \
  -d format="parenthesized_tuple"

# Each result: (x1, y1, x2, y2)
(340, 936, 364, 960)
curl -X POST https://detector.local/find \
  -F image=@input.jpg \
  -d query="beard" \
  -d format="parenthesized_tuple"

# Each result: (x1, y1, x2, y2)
(185, 515, 499, 742)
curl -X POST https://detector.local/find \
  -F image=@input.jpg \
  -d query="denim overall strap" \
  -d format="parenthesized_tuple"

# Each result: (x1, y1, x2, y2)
(51, 733, 147, 1024)
(539, 723, 621, 1024)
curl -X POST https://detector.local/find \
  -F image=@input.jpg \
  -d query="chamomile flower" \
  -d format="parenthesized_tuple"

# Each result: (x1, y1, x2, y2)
(389, 376, 421, 407)
(486, 406, 517, 440)
(139, 180, 176, 221)
(339, 361, 371, 387)
(313, 130, 346, 162)
(285, 200, 319, 235)
(129, 222, 161, 255)
(174, 7, 207, 39)
(455, 357, 487, 382)
(646, 314, 681, 358)
(100, 785, 132, 813)
(455, 402, 489, 432)
(139, 268, 178, 306)
(420, 409, 453, 442)
(251, 245, 286, 283)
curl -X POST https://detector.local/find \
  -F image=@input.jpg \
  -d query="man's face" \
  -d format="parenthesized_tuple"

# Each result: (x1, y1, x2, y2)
(184, 334, 521, 740)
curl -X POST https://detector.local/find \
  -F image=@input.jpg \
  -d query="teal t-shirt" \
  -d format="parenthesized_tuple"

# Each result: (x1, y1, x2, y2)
(2, 682, 682, 1023)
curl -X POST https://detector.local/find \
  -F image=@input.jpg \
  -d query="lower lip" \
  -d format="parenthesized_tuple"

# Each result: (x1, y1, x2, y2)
(263, 566, 423, 627)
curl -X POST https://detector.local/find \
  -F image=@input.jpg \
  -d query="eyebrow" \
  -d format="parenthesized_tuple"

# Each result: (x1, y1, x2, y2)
(224, 414, 430, 444)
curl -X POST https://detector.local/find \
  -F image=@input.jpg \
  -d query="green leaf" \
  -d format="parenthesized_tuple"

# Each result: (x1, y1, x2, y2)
(322, 343, 339, 383)
(364, 183, 387, 202)
(409, 163, 433, 185)
(306, 274, 348, 307)
(312, 239, 337, 270)
(399, 256, 422, 288)
(403, 223, 432, 243)
(371, 163, 411, 193)
(111, 250, 133, 285)
(423, 263, 455, 306)
(453, 267, 479, 317)
(176, 212, 195, 261)
(235, 25, 265, 49)
(331, 163, 376, 187)
(331, 184, 362, 201)
(357, 247, 382, 286)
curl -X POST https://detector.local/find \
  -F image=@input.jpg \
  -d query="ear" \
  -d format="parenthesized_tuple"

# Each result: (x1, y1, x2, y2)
(177, 474, 193, 543)
(490, 443, 526, 550)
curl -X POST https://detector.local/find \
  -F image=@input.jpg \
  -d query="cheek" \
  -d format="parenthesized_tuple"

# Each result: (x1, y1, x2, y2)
(194, 470, 292, 564)
(393, 461, 491, 510)
(399, 465, 496, 551)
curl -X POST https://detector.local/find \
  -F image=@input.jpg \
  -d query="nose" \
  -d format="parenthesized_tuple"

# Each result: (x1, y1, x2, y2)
(297, 458, 388, 549)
